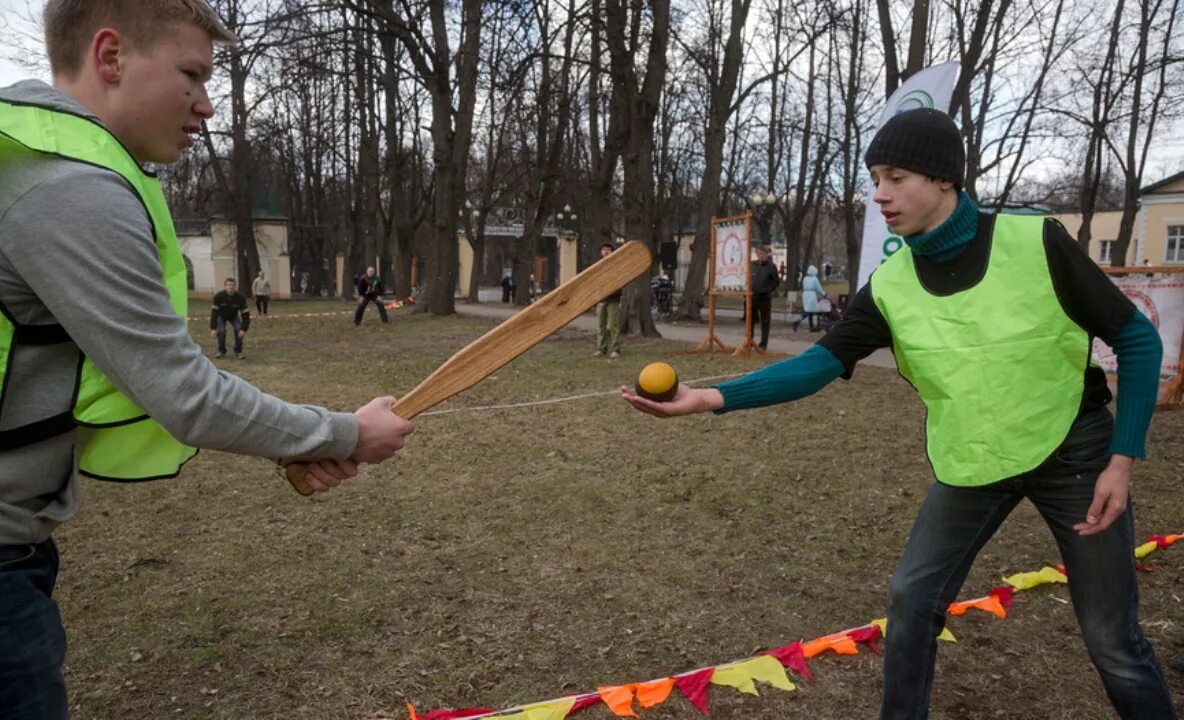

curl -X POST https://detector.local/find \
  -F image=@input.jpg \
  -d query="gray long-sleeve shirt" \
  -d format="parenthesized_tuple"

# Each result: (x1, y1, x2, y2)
(0, 81, 358, 544)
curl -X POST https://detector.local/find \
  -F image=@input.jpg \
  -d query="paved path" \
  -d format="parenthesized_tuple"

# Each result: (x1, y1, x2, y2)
(454, 301, 898, 369)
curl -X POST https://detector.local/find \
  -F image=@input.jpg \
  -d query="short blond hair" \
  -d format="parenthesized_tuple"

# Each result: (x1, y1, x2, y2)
(44, 0, 237, 79)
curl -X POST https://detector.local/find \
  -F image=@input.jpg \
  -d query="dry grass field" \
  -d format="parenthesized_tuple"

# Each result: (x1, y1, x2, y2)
(54, 300, 1184, 719)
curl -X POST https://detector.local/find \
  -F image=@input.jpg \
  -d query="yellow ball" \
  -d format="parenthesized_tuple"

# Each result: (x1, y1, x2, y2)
(635, 362, 679, 402)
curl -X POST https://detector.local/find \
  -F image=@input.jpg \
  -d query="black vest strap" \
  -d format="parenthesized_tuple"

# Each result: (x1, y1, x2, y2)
(0, 411, 76, 450)
(11, 323, 71, 345)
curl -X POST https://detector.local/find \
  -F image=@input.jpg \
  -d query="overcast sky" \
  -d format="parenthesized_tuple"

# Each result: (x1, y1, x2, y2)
(2, 0, 1181, 185)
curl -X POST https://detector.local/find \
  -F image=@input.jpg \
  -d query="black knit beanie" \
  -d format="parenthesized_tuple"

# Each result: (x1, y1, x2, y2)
(864, 108, 965, 187)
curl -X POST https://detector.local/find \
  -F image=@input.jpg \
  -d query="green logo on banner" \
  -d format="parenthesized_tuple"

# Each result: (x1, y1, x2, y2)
(895, 90, 935, 114)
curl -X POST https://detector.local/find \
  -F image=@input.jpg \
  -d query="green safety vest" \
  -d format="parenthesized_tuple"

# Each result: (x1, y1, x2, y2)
(871, 214, 1090, 487)
(0, 98, 198, 480)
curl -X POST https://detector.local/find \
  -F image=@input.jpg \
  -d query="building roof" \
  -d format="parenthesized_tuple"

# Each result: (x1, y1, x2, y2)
(1141, 169, 1184, 195)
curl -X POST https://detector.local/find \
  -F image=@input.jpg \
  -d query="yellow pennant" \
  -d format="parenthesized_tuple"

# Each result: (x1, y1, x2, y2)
(1135, 541, 1160, 559)
(1002, 566, 1067, 590)
(710, 655, 796, 696)
(872, 617, 955, 643)
(495, 698, 577, 720)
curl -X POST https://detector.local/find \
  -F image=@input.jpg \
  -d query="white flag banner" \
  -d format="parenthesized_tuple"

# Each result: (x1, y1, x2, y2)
(1092, 276, 1184, 377)
(856, 62, 961, 290)
(713, 220, 749, 292)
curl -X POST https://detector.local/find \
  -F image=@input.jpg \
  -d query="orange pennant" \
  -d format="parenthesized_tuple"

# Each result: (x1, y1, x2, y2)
(635, 678, 675, 708)
(406, 701, 421, 720)
(802, 631, 859, 658)
(597, 685, 639, 718)
(947, 595, 1006, 619)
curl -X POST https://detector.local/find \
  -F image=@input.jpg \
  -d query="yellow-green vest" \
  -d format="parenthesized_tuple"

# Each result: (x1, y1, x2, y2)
(870, 214, 1090, 487)
(0, 98, 198, 480)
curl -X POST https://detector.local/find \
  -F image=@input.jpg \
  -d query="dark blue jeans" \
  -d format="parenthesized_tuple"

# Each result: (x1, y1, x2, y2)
(354, 297, 389, 325)
(215, 316, 242, 355)
(882, 408, 1175, 719)
(0, 540, 67, 720)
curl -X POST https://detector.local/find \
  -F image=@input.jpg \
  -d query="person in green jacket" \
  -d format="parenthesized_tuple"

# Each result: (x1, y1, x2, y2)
(0, 2, 415, 716)
(623, 108, 1174, 718)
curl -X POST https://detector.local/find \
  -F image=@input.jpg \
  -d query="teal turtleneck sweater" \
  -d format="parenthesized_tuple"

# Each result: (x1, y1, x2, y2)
(905, 190, 978, 261)
(716, 190, 1161, 460)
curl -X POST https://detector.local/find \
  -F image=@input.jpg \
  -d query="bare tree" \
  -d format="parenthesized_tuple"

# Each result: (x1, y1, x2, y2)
(877, 0, 931, 96)
(1109, 0, 1181, 265)
(360, 0, 483, 315)
(672, 0, 755, 320)
(603, 0, 671, 337)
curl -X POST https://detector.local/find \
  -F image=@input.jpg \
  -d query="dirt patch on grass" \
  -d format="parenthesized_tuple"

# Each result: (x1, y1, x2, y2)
(56, 300, 1184, 719)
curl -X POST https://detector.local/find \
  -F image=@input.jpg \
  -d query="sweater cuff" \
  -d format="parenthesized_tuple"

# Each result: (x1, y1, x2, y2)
(324, 411, 360, 459)
(1109, 393, 1157, 459)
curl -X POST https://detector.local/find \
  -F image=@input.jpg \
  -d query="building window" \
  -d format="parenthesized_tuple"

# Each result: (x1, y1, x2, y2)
(1168, 225, 1184, 263)
(1099, 240, 1114, 264)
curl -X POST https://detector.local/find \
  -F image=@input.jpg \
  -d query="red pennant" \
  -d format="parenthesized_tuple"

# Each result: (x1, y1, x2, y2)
(565, 694, 602, 716)
(674, 667, 714, 714)
(1148, 535, 1177, 550)
(421, 709, 494, 720)
(762, 642, 814, 681)
(1056, 564, 1068, 577)
(987, 586, 1015, 609)
(847, 625, 883, 655)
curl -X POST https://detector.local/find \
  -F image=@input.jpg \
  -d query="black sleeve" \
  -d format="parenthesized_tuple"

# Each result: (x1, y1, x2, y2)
(209, 293, 219, 331)
(816, 283, 894, 378)
(236, 293, 251, 331)
(1044, 219, 1135, 345)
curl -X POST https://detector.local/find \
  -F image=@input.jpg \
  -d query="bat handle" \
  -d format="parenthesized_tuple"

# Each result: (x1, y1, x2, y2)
(281, 461, 316, 496)
(280, 398, 415, 496)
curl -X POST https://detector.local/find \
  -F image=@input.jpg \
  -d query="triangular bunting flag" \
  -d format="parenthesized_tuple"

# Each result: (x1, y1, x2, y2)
(495, 699, 577, 720)
(802, 631, 858, 658)
(1135, 541, 1160, 559)
(763, 641, 814, 681)
(1002, 566, 1068, 590)
(987, 586, 1015, 609)
(635, 678, 675, 708)
(596, 685, 638, 718)
(710, 656, 795, 696)
(674, 667, 714, 714)
(421, 708, 495, 720)
(948, 595, 1006, 618)
(564, 694, 602, 716)
(874, 617, 954, 643)
(847, 625, 883, 655)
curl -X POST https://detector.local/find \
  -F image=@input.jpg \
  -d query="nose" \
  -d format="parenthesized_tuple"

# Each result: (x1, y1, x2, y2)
(873, 183, 890, 206)
(194, 84, 214, 120)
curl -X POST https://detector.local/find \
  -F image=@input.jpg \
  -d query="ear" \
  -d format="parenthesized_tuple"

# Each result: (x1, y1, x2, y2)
(92, 29, 125, 85)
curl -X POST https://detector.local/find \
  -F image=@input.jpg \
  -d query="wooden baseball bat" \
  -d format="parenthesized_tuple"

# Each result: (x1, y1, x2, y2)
(284, 240, 652, 495)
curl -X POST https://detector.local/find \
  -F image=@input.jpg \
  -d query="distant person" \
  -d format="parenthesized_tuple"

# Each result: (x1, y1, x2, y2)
(210, 277, 250, 358)
(751, 245, 780, 350)
(354, 266, 389, 325)
(501, 274, 515, 303)
(795, 265, 824, 332)
(593, 243, 621, 358)
(252, 270, 270, 315)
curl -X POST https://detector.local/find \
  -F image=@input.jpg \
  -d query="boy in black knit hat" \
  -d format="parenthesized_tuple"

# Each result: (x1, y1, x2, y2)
(623, 108, 1174, 718)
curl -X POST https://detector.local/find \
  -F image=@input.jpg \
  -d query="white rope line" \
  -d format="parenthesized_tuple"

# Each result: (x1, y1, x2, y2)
(418, 373, 743, 417)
